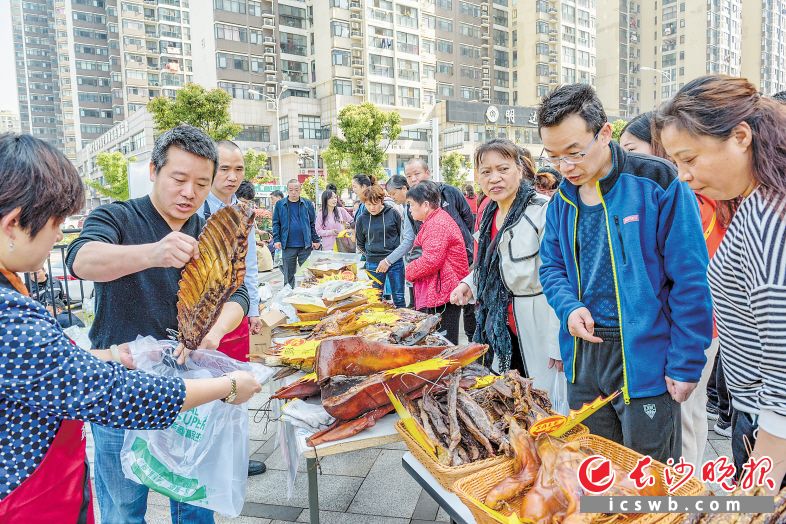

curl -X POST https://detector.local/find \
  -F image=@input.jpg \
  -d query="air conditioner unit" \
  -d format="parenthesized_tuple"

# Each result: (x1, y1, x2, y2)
(664, 27, 672, 35)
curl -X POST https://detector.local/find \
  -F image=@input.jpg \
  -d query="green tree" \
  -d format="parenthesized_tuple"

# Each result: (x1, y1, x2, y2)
(243, 149, 271, 182)
(324, 103, 402, 179)
(611, 119, 628, 142)
(147, 83, 242, 140)
(301, 176, 326, 202)
(441, 152, 471, 189)
(88, 151, 131, 201)
(321, 147, 352, 193)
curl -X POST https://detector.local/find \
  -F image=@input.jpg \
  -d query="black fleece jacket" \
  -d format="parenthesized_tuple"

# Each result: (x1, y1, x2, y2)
(355, 204, 402, 264)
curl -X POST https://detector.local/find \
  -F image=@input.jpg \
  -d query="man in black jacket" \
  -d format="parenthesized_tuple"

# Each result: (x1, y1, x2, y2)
(272, 179, 321, 288)
(404, 159, 476, 340)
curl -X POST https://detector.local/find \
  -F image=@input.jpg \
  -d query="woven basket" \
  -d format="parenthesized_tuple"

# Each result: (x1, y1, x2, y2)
(452, 434, 706, 524)
(395, 416, 589, 491)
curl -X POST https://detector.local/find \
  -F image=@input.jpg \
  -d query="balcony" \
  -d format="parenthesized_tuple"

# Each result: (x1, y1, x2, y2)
(264, 62, 277, 73)
(350, 0, 361, 11)
(353, 86, 365, 95)
(351, 29, 363, 38)
(351, 58, 364, 66)
(352, 66, 364, 77)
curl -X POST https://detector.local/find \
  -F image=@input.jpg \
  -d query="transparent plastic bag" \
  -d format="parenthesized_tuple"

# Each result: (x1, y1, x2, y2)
(549, 371, 570, 416)
(120, 338, 249, 517)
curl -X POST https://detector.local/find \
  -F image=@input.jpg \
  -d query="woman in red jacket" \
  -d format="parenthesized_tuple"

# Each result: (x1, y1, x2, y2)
(405, 181, 469, 344)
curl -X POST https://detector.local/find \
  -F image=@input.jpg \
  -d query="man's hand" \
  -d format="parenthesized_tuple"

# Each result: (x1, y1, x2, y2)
(377, 259, 391, 273)
(665, 376, 697, 403)
(311, 242, 321, 250)
(450, 282, 474, 306)
(274, 242, 282, 250)
(548, 358, 564, 373)
(249, 316, 262, 335)
(151, 232, 199, 269)
(567, 307, 603, 343)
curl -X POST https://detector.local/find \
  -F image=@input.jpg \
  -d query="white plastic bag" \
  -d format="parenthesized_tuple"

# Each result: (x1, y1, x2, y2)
(549, 372, 570, 416)
(120, 339, 249, 517)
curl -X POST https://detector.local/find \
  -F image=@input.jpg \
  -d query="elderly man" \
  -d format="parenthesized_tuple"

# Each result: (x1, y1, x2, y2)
(404, 159, 476, 339)
(272, 179, 320, 288)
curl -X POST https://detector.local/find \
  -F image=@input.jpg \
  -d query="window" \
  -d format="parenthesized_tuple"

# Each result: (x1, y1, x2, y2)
(493, 8, 508, 25)
(77, 77, 111, 87)
(368, 26, 394, 48)
(577, 9, 590, 28)
(437, 39, 453, 53)
(281, 60, 308, 83)
(460, 86, 481, 100)
(423, 14, 436, 29)
(423, 64, 435, 79)
(459, 23, 480, 39)
(494, 90, 509, 104)
(331, 0, 349, 7)
(398, 58, 419, 80)
(536, 43, 549, 56)
(73, 10, 106, 23)
(396, 32, 419, 54)
(494, 49, 509, 67)
(280, 32, 307, 55)
(460, 44, 481, 59)
(437, 61, 453, 75)
(397, 5, 418, 28)
(279, 4, 307, 28)
(459, 2, 481, 17)
(334, 79, 352, 95)
(369, 54, 394, 77)
(577, 50, 590, 68)
(81, 124, 111, 135)
(577, 30, 590, 47)
(299, 115, 321, 140)
(536, 20, 549, 34)
(422, 39, 435, 54)
(279, 117, 289, 140)
(436, 0, 452, 8)
(438, 83, 454, 97)
(562, 46, 575, 65)
(126, 69, 147, 80)
(493, 29, 508, 47)
(219, 81, 251, 99)
(537, 84, 550, 97)
(436, 17, 453, 32)
(398, 86, 420, 107)
(460, 66, 480, 79)
(562, 66, 576, 83)
(78, 92, 112, 104)
(494, 70, 509, 87)
(369, 82, 395, 105)
(332, 49, 350, 66)
(331, 21, 350, 38)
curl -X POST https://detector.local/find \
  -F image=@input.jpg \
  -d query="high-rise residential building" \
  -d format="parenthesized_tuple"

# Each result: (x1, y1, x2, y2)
(595, 0, 640, 117)
(741, 0, 786, 96)
(190, 0, 515, 180)
(0, 110, 22, 134)
(11, 0, 193, 159)
(513, 0, 597, 108)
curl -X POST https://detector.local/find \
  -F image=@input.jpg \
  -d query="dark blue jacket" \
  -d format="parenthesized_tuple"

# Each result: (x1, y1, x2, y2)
(539, 141, 713, 403)
(272, 197, 320, 249)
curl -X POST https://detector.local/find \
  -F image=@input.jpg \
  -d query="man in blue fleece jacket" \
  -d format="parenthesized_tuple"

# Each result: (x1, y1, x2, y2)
(537, 84, 713, 462)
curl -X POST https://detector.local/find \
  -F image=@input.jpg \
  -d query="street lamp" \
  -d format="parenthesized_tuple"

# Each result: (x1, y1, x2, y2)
(249, 84, 290, 186)
(640, 66, 672, 82)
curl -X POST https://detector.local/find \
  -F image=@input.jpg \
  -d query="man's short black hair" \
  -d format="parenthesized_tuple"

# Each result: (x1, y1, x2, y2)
(0, 133, 84, 237)
(537, 84, 607, 135)
(385, 175, 409, 190)
(151, 125, 218, 179)
(270, 190, 284, 199)
(772, 91, 786, 103)
(216, 139, 241, 152)
(236, 180, 255, 201)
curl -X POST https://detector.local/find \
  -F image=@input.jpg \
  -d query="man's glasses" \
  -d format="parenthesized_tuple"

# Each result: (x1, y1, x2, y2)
(539, 132, 600, 168)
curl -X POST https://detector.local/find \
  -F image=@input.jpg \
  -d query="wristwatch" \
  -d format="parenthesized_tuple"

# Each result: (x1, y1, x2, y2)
(222, 375, 238, 403)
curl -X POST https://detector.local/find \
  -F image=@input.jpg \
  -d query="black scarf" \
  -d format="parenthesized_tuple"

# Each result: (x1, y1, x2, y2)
(473, 181, 537, 372)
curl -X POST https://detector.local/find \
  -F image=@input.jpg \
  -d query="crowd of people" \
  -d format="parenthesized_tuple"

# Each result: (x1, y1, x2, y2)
(1, 75, 785, 522)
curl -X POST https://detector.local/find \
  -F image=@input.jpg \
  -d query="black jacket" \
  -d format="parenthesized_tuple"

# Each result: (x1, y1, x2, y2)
(355, 204, 402, 263)
(410, 183, 474, 262)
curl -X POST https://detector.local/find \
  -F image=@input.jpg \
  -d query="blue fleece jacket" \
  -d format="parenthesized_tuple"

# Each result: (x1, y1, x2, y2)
(539, 141, 713, 403)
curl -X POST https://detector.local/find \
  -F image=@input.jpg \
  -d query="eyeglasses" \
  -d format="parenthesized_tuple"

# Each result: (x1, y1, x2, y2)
(539, 132, 600, 168)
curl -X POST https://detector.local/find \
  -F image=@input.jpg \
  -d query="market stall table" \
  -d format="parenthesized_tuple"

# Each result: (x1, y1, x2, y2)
(402, 452, 475, 524)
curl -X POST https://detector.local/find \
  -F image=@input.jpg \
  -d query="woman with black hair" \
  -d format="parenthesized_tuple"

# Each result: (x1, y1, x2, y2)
(316, 189, 353, 251)
(0, 134, 261, 521)
(351, 173, 376, 220)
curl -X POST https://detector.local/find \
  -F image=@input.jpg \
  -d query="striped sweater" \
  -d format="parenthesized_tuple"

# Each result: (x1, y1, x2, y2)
(709, 188, 786, 439)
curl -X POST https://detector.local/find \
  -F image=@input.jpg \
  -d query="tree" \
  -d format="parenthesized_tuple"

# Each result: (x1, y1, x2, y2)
(324, 103, 402, 179)
(611, 119, 628, 142)
(441, 152, 471, 189)
(243, 149, 272, 183)
(321, 147, 352, 193)
(301, 176, 326, 202)
(88, 151, 131, 201)
(147, 83, 242, 140)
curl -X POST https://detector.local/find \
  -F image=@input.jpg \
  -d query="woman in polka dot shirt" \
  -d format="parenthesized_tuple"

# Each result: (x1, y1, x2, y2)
(0, 134, 262, 523)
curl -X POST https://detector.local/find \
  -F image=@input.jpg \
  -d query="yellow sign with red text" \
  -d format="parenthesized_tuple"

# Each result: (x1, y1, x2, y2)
(530, 390, 621, 438)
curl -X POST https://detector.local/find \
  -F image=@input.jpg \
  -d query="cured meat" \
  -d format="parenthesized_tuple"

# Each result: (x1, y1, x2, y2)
(177, 204, 255, 350)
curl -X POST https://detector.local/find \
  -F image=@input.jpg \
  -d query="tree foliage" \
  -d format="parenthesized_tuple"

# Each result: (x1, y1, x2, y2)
(88, 151, 131, 201)
(147, 83, 242, 140)
(323, 103, 402, 179)
(611, 119, 628, 142)
(243, 149, 273, 183)
(321, 147, 352, 193)
(301, 176, 326, 202)
(441, 152, 471, 189)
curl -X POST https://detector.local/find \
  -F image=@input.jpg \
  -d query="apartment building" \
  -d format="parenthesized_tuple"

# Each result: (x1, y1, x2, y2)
(741, 0, 786, 96)
(513, 0, 597, 108)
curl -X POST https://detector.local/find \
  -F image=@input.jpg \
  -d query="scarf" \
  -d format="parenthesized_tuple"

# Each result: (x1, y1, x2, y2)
(473, 181, 536, 372)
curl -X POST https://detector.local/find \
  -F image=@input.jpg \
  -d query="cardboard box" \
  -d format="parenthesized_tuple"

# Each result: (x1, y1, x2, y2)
(249, 309, 288, 356)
